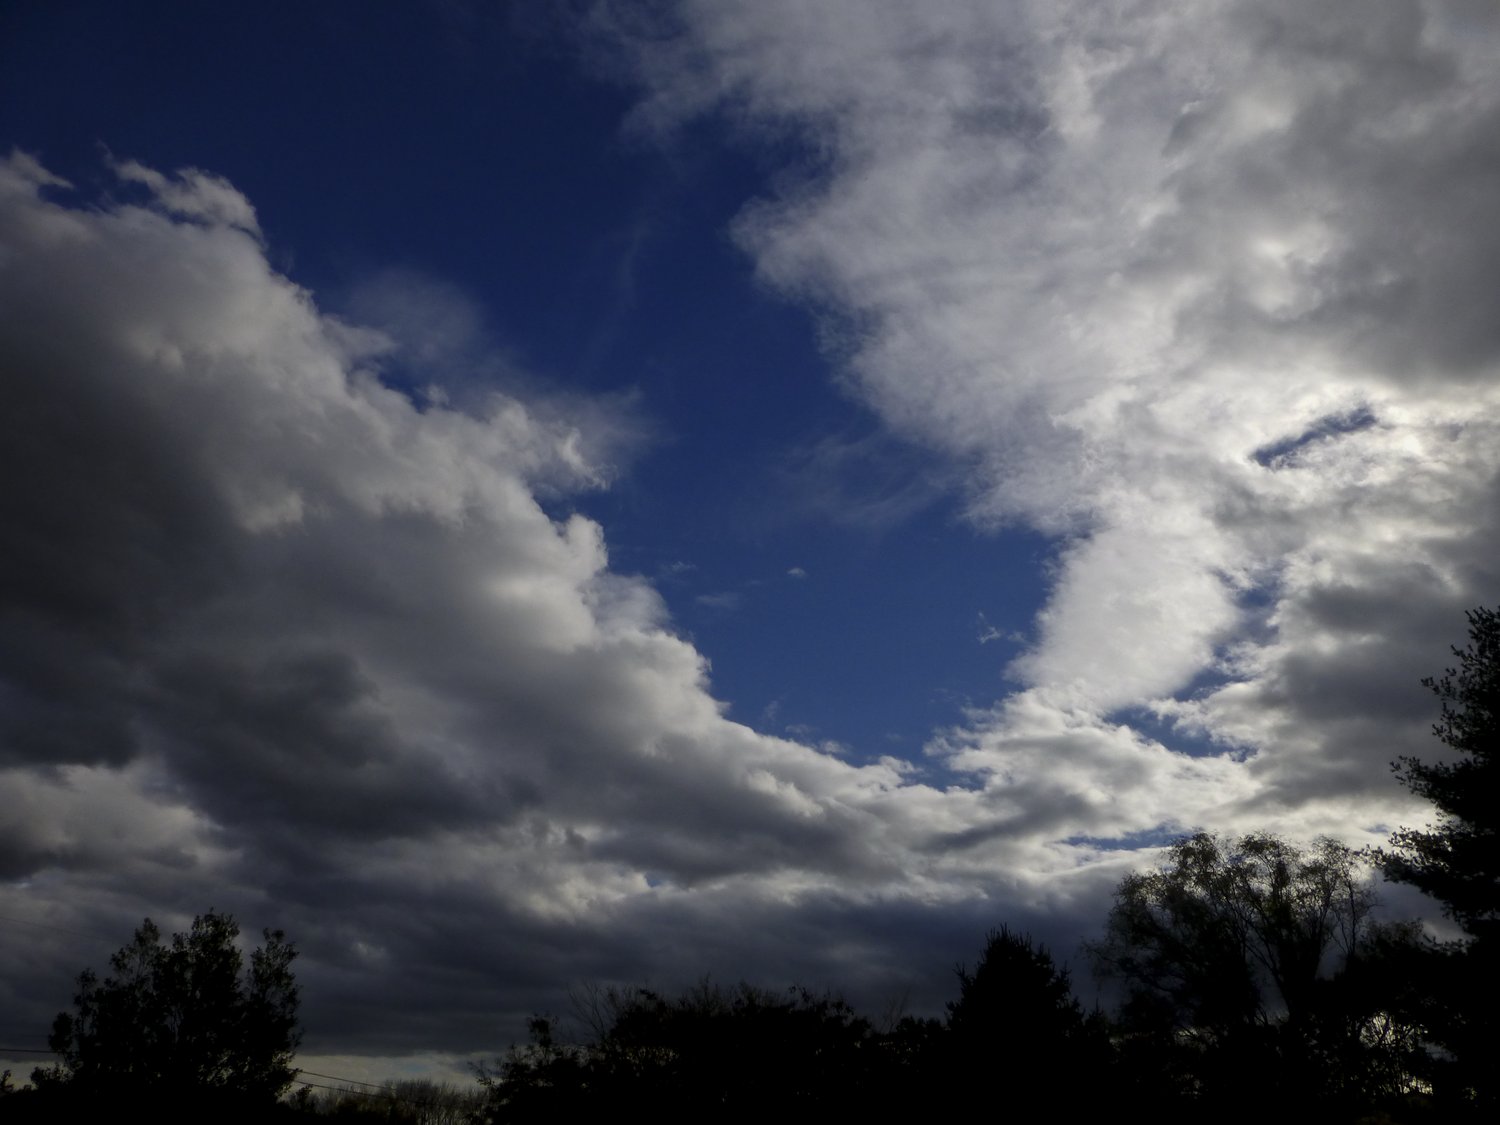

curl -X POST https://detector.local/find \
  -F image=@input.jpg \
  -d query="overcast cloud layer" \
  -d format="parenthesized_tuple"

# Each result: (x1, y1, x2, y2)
(4, 0, 1499, 1067)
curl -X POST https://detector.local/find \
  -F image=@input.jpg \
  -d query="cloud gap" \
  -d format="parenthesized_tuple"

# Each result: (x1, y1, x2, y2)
(1250, 406, 1379, 469)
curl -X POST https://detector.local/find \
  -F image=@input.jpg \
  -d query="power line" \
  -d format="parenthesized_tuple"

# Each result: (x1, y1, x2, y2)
(295, 1069, 394, 1091)
(293, 1077, 405, 1102)
(290, 1072, 483, 1109)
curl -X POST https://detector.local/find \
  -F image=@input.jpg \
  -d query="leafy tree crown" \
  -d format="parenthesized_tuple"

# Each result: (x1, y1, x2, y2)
(33, 910, 300, 1101)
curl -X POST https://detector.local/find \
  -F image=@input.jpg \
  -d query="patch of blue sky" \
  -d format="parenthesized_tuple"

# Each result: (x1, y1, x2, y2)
(1250, 407, 1379, 471)
(1108, 704, 1245, 762)
(0, 2, 1060, 769)
(655, 506, 1053, 766)
(1064, 825, 1188, 853)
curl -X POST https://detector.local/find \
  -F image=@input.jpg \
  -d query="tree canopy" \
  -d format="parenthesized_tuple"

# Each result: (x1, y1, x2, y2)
(1086, 832, 1430, 1115)
(1379, 606, 1500, 1110)
(944, 926, 1110, 1114)
(481, 981, 913, 1118)
(1090, 832, 1374, 1034)
(1383, 605, 1500, 943)
(33, 911, 300, 1105)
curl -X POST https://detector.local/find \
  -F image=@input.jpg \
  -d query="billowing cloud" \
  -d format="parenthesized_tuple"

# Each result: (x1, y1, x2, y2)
(603, 0, 1500, 830)
(0, 151, 1103, 1058)
(6, 0, 1499, 1069)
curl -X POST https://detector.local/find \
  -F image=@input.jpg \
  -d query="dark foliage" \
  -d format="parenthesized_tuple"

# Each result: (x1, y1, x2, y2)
(944, 926, 1112, 1114)
(479, 981, 934, 1119)
(1088, 832, 1428, 1118)
(31, 910, 300, 1113)
(1091, 834, 1375, 1032)
(480, 936, 1129, 1119)
(1380, 607, 1500, 1110)
(1384, 606, 1500, 941)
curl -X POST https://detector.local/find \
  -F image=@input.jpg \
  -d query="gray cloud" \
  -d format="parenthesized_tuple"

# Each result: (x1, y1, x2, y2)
(602, 0, 1500, 854)
(7, 0, 1500, 1068)
(0, 152, 1055, 1059)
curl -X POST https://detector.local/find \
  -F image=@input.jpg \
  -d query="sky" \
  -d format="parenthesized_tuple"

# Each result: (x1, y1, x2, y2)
(3, 0, 1499, 1080)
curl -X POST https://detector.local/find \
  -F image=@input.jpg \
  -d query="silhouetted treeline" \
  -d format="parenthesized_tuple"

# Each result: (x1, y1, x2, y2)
(479, 983, 935, 1118)
(468, 878, 1464, 1123)
(473, 909, 1443, 1125)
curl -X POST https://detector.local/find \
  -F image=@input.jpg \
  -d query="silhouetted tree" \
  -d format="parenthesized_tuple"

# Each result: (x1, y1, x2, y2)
(1093, 834, 1373, 1029)
(1384, 607, 1500, 941)
(1089, 833, 1422, 1118)
(945, 926, 1111, 1113)
(1380, 607, 1500, 1111)
(32, 911, 300, 1113)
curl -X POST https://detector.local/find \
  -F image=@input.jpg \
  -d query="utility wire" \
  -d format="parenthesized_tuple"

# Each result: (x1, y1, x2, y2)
(295, 1069, 397, 1090)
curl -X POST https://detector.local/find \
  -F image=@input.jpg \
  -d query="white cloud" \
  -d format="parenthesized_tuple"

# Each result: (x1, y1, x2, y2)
(694, 590, 743, 610)
(605, 0, 1500, 842)
(0, 150, 1088, 1055)
(111, 157, 263, 236)
(8, 0, 1499, 1058)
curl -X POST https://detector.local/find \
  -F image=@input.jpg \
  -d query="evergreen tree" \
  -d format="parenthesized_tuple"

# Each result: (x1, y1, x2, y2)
(1380, 607, 1500, 1112)
(1384, 606, 1500, 942)
(945, 927, 1111, 1114)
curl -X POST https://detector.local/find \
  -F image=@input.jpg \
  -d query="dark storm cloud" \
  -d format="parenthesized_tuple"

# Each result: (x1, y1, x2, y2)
(0, 153, 1066, 1059)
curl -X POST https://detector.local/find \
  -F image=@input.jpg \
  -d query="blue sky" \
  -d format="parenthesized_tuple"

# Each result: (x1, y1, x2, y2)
(1, 1, 1046, 762)
(4, 0, 1499, 1078)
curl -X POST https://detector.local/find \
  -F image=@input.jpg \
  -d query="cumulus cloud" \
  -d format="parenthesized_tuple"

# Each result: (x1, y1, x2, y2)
(603, 0, 1500, 835)
(8, 0, 1500, 1064)
(0, 150, 1096, 1056)
(111, 157, 263, 236)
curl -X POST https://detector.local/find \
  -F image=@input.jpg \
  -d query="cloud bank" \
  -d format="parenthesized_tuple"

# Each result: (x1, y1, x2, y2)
(606, 0, 1500, 826)
(5, 0, 1500, 1064)
(0, 150, 1083, 1056)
